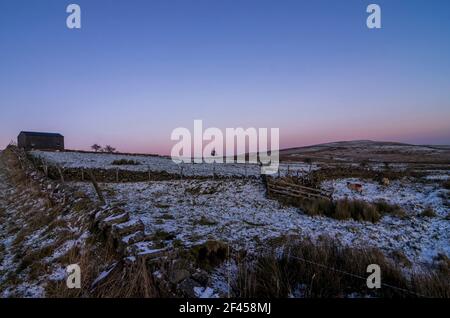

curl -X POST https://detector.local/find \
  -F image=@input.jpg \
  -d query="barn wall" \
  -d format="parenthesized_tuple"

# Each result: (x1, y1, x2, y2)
(17, 134, 27, 149)
(18, 134, 64, 151)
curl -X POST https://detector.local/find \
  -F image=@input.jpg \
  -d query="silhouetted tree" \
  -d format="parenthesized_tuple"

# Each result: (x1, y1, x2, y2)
(103, 145, 116, 153)
(91, 144, 101, 152)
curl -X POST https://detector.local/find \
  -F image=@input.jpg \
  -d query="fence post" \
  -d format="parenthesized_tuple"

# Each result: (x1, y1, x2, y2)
(147, 165, 151, 181)
(81, 168, 84, 181)
(116, 168, 119, 182)
(87, 170, 105, 204)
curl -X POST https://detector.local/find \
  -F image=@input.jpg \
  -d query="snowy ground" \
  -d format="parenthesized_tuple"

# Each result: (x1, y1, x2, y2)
(322, 178, 449, 217)
(2, 148, 449, 297)
(0, 153, 90, 297)
(73, 178, 449, 266)
(30, 150, 315, 178)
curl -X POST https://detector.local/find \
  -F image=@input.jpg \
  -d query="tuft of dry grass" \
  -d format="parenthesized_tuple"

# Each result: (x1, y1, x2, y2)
(390, 250, 412, 268)
(111, 159, 140, 166)
(44, 238, 155, 298)
(235, 238, 450, 298)
(273, 192, 406, 223)
(420, 207, 437, 218)
(373, 200, 406, 218)
(334, 199, 380, 222)
(151, 230, 176, 242)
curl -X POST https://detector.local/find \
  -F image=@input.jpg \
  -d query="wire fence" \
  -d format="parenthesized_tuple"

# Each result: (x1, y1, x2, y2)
(287, 254, 428, 298)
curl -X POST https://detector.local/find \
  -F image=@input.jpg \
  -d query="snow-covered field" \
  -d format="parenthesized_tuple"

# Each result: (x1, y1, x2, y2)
(2, 148, 449, 297)
(30, 150, 315, 178)
(28, 150, 450, 267)
(74, 177, 449, 266)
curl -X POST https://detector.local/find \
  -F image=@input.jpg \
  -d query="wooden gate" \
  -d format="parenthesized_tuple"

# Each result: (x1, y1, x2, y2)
(267, 178, 332, 201)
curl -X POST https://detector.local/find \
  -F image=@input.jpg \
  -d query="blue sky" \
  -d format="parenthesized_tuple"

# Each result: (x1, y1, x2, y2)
(1, 0, 449, 153)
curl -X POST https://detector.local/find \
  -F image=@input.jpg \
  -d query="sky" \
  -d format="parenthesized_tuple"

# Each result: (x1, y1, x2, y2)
(1, 0, 450, 154)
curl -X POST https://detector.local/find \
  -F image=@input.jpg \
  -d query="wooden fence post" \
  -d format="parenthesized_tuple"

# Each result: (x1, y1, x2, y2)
(81, 168, 84, 181)
(147, 165, 151, 181)
(116, 168, 119, 182)
(87, 170, 105, 203)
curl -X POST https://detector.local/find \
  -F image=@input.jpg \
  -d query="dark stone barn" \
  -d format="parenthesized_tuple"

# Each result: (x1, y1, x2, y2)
(17, 131, 64, 151)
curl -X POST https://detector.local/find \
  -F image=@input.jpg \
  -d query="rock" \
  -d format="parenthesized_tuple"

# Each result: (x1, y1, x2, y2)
(127, 241, 169, 260)
(112, 219, 144, 236)
(170, 269, 190, 284)
(178, 278, 199, 298)
(121, 231, 145, 245)
(190, 240, 229, 268)
(100, 212, 130, 229)
(192, 269, 210, 285)
(123, 256, 136, 264)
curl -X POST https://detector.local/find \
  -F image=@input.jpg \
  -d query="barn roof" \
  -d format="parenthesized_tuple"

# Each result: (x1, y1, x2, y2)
(19, 131, 64, 137)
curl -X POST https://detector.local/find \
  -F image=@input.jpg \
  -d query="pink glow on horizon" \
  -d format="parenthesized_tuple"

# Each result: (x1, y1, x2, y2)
(62, 126, 450, 156)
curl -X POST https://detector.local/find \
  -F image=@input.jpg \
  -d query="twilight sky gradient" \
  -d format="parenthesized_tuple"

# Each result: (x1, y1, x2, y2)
(1, 0, 450, 154)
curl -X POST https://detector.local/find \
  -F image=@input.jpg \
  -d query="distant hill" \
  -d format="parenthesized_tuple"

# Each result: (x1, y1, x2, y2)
(279, 140, 450, 164)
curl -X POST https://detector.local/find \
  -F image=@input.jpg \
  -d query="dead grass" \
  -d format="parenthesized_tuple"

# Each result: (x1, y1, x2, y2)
(442, 180, 450, 190)
(420, 207, 437, 218)
(111, 159, 140, 166)
(0, 242, 5, 258)
(93, 259, 159, 297)
(235, 238, 450, 298)
(46, 242, 116, 297)
(185, 183, 220, 195)
(44, 232, 156, 298)
(186, 240, 229, 270)
(154, 202, 171, 209)
(151, 230, 176, 241)
(334, 199, 380, 222)
(373, 200, 407, 218)
(277, 196, 405, 223)
(310, 167, 424, 185)
(17, 243, 56, 274)
(58, 233, 160, 298)
(390, 250, 412, 268)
